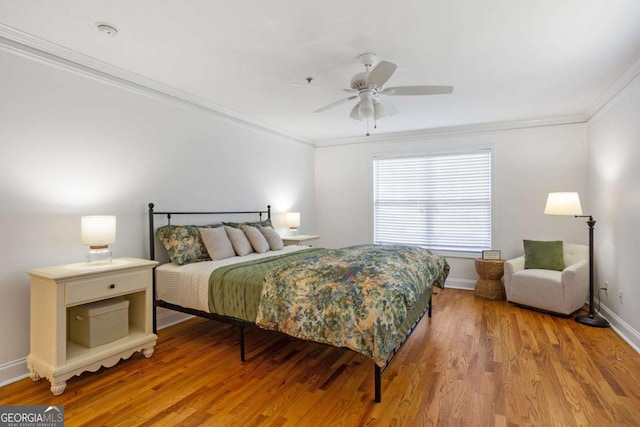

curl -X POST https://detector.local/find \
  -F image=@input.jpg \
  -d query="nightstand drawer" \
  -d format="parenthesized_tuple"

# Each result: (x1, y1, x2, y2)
(282, 235, 320, 247)
(66, 270, 148, 306)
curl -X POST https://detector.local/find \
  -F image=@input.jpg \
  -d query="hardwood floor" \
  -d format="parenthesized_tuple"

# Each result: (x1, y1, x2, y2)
(2, 288, 640, 426)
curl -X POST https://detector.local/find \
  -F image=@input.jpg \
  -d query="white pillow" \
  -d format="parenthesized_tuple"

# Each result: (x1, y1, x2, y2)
(198, 227, 236, 260)
(224, 226, 254, 256)
(241, 225, 270, 254)
(260, 226, 284, 251)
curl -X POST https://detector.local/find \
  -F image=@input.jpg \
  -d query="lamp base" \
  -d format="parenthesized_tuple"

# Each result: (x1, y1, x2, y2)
(86, 247, 112, 264)
(575, 313, 610, 328)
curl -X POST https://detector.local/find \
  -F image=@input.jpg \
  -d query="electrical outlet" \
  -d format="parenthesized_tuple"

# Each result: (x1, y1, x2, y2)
(603, 281, 609, 295)
(618, 290, 623, 304)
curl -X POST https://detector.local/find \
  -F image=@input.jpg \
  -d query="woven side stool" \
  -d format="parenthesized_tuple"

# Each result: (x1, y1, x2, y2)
(474, 259, 506, 300)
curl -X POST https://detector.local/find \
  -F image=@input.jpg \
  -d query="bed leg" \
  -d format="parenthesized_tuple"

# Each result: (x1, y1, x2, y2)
(428, 295, 433, 318)
(375, 365, 382, 403)
(239, 326, 245, 362)
(152, 302, 158, 334)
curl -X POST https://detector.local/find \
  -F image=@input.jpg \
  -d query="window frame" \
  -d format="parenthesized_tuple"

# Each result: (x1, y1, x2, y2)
(371, 147, 495, 258)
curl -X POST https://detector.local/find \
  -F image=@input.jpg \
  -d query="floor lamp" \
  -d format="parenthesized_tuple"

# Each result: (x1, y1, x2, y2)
(544, 192, 610, 328)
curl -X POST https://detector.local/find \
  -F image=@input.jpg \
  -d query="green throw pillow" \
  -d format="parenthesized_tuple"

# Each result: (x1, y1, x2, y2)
(523, 240, 565, 271)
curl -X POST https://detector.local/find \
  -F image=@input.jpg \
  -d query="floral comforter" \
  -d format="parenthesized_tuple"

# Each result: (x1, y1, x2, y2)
(255, 244, 449, 366)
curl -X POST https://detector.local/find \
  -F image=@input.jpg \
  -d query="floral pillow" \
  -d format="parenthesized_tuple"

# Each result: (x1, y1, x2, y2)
(156, 225, 211, 265)
(223, 219, 273, 229)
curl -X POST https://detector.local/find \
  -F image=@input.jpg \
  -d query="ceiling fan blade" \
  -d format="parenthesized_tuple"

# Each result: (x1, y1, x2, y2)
(382, 85, 454, 96)
(314, 95, 358, 113)
(366, 60, 397, 88)
(350, 103, 364, 121)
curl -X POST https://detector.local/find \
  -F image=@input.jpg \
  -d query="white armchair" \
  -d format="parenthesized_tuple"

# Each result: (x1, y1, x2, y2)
(503, 243, 589, 315)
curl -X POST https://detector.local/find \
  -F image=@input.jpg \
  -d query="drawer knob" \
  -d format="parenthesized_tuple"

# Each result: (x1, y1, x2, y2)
(109, 284, 116, 289)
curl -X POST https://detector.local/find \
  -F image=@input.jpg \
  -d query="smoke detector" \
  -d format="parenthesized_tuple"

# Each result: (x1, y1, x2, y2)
(96, 22, 118, 38)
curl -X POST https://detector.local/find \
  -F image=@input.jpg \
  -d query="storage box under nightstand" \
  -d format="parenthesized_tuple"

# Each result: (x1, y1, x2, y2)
(69, 298, 129, 348)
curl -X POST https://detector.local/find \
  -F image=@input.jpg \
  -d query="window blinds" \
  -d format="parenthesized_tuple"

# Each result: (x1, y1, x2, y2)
(373, 150, 492, 254)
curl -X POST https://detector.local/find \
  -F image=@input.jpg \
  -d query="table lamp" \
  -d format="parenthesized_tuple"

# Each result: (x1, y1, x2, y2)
(81, 215, 116, 264)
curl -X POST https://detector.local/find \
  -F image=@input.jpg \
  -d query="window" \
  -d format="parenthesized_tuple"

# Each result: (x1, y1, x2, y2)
(373, 150, 492, 255)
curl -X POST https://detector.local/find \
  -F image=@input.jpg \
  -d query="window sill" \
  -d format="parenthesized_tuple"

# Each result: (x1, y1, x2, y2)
(433, 250, 483, 259)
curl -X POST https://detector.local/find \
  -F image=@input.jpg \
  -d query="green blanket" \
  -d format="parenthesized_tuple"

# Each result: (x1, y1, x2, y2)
(208, 248, 327, 321)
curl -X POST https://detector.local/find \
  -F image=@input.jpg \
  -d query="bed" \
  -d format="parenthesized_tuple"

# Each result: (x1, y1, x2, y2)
(148, 203, 449, 402)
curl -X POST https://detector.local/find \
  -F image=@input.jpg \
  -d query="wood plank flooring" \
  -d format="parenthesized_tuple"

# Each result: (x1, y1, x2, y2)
(2, 288, 640, 426)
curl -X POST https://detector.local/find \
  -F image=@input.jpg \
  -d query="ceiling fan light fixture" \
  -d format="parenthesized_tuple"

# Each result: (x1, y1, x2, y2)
(359, 96, 374, 118)
(373, 100, 386, 120)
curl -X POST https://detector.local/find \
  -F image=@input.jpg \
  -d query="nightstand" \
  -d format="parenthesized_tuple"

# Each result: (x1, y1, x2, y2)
(27, 257, 158, 395)
(282, 235, 320, 247)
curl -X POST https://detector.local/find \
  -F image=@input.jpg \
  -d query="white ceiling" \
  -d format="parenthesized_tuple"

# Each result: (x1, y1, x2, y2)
(1, 0, 640, 142)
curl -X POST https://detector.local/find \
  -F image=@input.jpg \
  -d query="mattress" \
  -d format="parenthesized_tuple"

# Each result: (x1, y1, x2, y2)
(155, 245, 308, 313)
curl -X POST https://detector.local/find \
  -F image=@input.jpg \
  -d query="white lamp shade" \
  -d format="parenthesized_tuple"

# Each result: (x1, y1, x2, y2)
(285, 212, 300, 229)
(81, 216, 116, 246)
(544, 192, 583, 216)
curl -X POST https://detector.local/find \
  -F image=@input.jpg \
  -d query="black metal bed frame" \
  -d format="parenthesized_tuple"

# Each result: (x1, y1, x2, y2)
(147, 202, 432, 402)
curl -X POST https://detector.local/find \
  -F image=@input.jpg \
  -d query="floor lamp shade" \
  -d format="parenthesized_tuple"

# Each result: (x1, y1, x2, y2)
(544, 193, 609, 328)
(544, 192, 583, 216)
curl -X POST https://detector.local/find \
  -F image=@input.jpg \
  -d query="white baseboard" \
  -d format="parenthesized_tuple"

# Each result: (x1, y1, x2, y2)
(0, 358, 29, 387)
(156, 309, 194, 330)
(443, 277, 476, 291)
(598, 302, 640, 353)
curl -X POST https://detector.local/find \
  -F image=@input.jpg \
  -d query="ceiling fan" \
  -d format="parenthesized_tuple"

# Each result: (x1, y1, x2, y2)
(314, 52, 453, 127)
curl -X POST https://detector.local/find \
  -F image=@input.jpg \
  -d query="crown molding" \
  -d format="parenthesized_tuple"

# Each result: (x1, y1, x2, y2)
(585, 53, 640, 122)
(314, 115, 588, 148)
(3, 22, 636, 149)
(315, 53, 640, 148)
(0, 24, 314, 147)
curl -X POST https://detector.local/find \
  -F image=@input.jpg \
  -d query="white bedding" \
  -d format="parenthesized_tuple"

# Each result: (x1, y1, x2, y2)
(155, 245, 309, 313)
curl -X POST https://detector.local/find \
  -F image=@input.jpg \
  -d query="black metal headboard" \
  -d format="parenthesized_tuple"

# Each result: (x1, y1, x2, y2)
(147, 202, 271, 261)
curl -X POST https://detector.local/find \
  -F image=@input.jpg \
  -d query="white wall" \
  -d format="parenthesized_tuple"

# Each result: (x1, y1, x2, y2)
(4, 38, 637, 388)
(0, 49, 315, 384)
(588, 70, 640, 345)
(315, 125, 589, 288)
